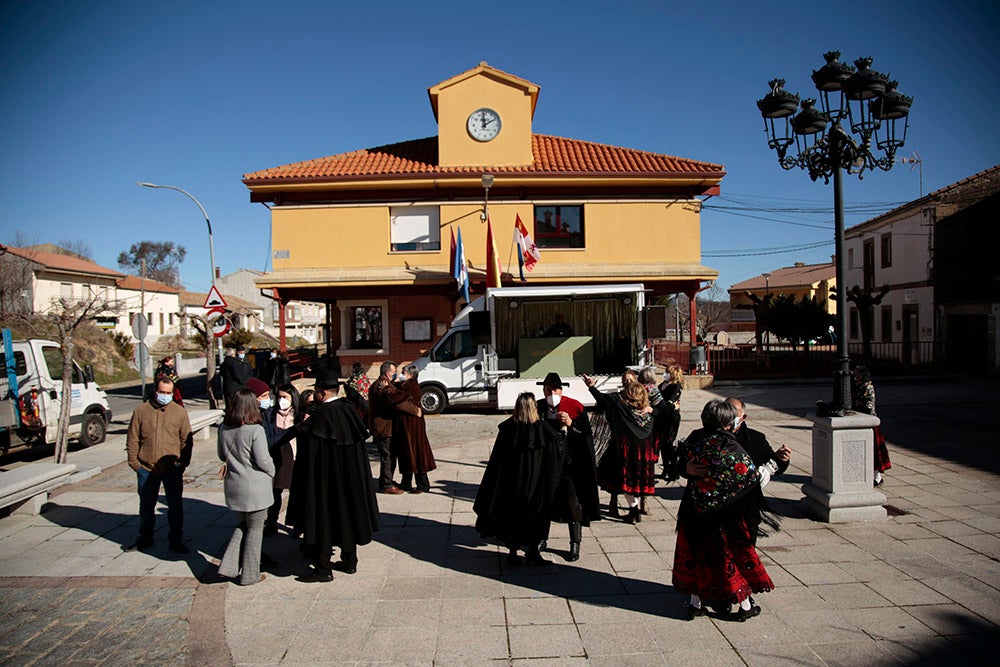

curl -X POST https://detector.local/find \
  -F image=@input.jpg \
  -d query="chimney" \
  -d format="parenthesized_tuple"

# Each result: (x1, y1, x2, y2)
(794, 262, 805, 267)
(215, 267, 221, 279)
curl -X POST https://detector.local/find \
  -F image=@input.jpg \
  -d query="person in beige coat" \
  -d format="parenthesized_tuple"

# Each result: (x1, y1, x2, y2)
(217, 389, 275, 585)
(125, 377, 193, 554)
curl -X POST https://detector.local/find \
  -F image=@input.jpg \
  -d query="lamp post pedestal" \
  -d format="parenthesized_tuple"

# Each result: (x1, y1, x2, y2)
(802, 411, 886, 522)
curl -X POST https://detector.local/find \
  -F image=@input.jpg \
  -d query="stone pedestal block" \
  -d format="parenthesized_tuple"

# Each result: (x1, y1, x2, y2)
(802, 411, 887, 523)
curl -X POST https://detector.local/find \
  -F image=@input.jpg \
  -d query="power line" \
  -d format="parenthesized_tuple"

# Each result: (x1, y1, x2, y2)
(704, 240, 834, 257)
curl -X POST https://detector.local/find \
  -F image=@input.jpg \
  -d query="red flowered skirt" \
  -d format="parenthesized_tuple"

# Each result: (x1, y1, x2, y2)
(598, 436, 656, 496)
(672, 517, 773, 605)
(873, 425, 891, 473)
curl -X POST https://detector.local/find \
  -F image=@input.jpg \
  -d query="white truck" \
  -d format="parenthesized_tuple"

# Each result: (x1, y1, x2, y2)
(412, 284, 664, 413)
(1, 330, 112, 453)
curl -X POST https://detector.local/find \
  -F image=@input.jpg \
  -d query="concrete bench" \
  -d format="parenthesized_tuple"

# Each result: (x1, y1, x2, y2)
(188, 409, 223, 442)
(0, 463, 77, 516)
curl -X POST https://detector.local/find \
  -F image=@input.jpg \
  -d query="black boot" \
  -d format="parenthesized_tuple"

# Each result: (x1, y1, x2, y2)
(609, 493, 620, 518)
(624, 506, 642, 524)
(567, 522, 582, 562)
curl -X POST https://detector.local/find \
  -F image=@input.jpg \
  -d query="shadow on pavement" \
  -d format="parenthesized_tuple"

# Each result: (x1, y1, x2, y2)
(375, 510, 689, 620)
(41, 498, 227, 583)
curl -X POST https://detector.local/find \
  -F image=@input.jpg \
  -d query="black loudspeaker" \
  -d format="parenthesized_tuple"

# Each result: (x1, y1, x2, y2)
(643, 306, 667, 339)
(469, 311, 491, 345)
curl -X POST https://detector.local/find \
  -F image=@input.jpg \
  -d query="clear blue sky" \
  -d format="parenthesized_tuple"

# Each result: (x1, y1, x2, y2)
(1, 0, 997, 295)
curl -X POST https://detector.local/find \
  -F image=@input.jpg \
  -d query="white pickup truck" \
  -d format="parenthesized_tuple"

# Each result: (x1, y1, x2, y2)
(1, 330, 111, 453)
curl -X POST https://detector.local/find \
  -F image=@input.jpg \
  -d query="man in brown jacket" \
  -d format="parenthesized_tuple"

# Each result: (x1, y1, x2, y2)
(367, 361, 420, 494)
(125, 377, 194, 553)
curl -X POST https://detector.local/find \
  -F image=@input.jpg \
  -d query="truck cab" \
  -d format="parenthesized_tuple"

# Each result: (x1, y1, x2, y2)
(1, 335, 111, 452)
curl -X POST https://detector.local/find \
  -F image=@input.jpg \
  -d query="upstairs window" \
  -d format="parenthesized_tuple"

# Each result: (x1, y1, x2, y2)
(881, 233, 892, 268)
(534, 205, 584, 248)
(390, 206, 440, 252)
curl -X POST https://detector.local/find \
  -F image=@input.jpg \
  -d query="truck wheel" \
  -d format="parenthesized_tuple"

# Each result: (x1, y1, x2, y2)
(78, 413, 107, 447)
(420, 386, 447, 415)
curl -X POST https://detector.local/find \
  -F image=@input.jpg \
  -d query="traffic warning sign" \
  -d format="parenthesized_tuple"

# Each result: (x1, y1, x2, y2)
(203, 285, 227, 310)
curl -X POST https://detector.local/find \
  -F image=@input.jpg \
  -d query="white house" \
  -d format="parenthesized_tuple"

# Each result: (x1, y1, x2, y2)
(844, 164, 999, 369)
(113, 275, 182, 345)
(0, 245, 122, 316)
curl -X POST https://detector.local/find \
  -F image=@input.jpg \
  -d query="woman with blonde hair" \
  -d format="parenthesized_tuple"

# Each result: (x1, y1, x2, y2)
(474, 392, 565, 566)
(586, 374, 655, 523)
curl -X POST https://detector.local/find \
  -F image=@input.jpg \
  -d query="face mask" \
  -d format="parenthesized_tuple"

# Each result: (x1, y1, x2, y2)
(270, 352, 277, 359)
(238, 353, 245, 360)
(155, 393, 172, 406)
(278, 397, 291, 411)
(546, 393, 561, 407)
(391, 373, 398, 381)
(259, 398, 272, 410)
(733, 417, 742, 430)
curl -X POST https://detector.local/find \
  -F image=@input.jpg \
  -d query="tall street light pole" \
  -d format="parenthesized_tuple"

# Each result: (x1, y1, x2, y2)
(756, 52, 912, 522)
(757, 52, 912, 415)
(762, 272, 771, 353)
(136, 182, 224, 404)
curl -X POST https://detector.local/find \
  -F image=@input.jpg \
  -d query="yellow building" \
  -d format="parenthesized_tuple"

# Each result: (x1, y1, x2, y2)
(243, 63, 723, 371)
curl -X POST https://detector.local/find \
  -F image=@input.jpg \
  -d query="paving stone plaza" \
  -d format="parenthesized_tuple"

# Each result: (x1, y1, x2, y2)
(1, 378, 998, 666)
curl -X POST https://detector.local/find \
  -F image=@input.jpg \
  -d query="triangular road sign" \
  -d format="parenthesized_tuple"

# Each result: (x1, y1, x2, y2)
(203, 285, 227, 310)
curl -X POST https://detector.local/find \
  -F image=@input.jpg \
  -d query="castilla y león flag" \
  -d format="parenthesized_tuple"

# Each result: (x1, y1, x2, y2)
(486, 216, 502, 289)
(514, 214, 540, 278)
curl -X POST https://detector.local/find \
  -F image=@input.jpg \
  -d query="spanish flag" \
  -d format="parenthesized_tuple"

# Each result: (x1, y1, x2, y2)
(486, 216, 502, 288)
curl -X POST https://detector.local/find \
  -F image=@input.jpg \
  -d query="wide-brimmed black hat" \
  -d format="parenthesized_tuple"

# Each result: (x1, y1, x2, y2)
(314, 369, 341, 390)
(537, 372, 569, 388)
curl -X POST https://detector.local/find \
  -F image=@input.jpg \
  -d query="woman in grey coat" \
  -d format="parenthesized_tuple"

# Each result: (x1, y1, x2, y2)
(218, 388, 275, 585)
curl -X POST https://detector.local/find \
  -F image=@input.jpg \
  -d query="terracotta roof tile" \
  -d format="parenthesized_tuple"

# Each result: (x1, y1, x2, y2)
(243, 134, 724, 184)
(117, 275, 181, 293)
(1, 245, 123, 278)
(729, 262, 835, 292)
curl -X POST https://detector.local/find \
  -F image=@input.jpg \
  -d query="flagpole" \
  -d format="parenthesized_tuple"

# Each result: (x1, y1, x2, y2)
(506, 224, 516, 277)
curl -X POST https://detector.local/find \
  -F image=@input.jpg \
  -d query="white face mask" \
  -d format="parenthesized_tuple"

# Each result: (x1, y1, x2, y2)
(278, 397, 291, 411)
(259, 398, 272, 410)
(546, 393, 561, 407)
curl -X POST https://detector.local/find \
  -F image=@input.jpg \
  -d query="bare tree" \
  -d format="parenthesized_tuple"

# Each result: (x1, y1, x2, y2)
(673, 284, 731, 341)
(44, 291, 124, 462)
(186, 313, 220, 409)
(0, 245, 36, 317)
(54, 239, 94, 260)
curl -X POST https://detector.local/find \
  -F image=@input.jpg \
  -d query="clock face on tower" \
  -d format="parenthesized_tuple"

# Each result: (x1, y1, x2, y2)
(467, 108, 501, 142)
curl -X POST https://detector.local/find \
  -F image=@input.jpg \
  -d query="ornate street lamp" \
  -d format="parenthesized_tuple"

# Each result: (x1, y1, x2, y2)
(757, 52, 912, 414)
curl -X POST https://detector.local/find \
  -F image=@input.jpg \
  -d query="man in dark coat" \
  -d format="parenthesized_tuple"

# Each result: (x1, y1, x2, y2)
(261, 348, 291, 393)
(220, 344, 253, 404)
(537, 372, 601, 562)
(368, 361, 419, 494)
(289, 370, 379, 582)
(727, 397, 790, 544)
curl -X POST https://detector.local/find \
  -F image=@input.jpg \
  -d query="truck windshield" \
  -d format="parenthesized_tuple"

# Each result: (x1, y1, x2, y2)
(433, 330, 475, 362)
(40, 345, 84, 383)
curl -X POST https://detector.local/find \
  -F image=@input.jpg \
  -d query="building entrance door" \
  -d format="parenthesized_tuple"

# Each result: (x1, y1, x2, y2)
(902, 305, 918, 365)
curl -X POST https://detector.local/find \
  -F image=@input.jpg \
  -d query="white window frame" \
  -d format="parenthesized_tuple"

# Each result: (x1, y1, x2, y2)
(389, 206, 440, 252)
(338, 299, 389, 355)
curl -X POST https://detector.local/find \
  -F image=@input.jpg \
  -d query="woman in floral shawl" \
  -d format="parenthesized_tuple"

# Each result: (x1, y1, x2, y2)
(585, 373, 655, 524)
(673, 399, 778, 622)
(851, 365, 891, 486)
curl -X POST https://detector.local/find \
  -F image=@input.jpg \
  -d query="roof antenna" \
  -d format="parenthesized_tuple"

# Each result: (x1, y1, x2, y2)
(900, 151, 923, 196)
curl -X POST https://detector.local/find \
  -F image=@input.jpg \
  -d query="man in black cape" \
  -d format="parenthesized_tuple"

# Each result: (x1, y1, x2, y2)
(536, 372, 601, 562)
(288, 370, 379, 582)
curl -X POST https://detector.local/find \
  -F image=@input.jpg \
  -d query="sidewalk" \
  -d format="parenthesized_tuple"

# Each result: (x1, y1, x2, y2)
(1, 380, 998, 665)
